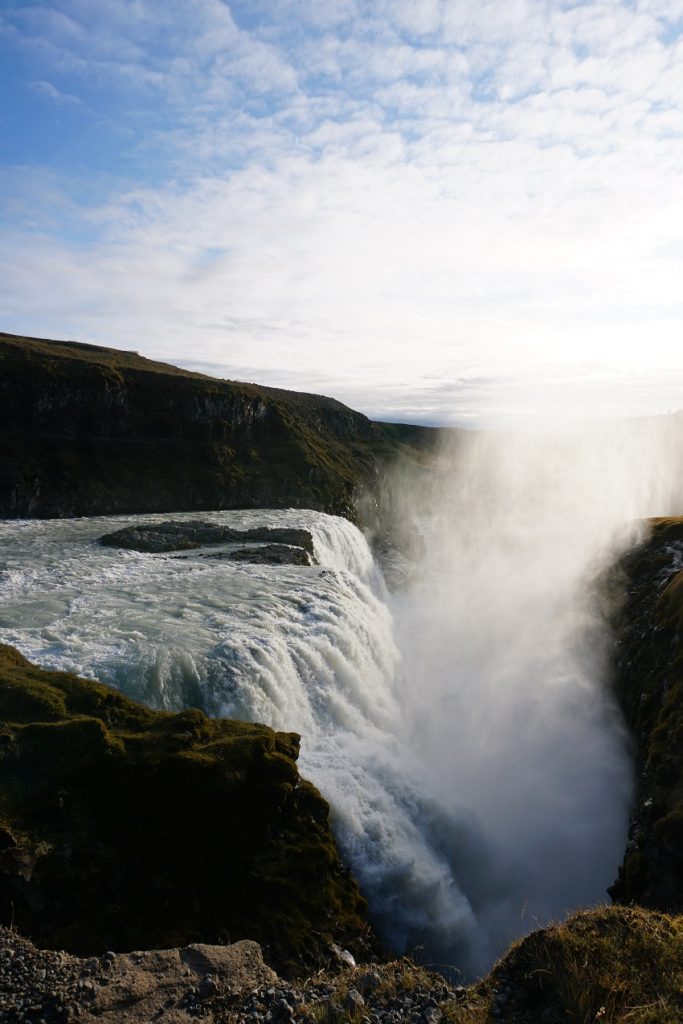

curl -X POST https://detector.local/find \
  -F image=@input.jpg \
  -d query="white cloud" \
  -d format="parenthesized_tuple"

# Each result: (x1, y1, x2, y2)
(2, 0, 683, 423)
(30, 79, 84, 106)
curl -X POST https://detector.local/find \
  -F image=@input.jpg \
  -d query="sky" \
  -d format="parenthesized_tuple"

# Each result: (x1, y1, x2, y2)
(1, 0, 683, 425)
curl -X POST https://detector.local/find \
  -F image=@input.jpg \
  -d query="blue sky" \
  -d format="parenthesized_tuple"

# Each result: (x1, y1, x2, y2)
(2, 0, 683, 424)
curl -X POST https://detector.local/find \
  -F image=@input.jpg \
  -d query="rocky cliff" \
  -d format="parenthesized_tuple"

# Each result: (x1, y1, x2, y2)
(610, 516, 683, 912)
(0, 333, 435, 521)
(0, 644, 374, 976)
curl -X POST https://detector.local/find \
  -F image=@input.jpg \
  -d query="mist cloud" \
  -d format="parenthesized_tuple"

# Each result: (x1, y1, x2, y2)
(383, 414, 683, 969)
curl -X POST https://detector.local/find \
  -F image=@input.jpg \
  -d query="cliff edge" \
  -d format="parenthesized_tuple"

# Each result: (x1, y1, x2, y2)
(610, 516, 683, 912)
(0, 644, 373, 976)
(0, 333, 436, 520)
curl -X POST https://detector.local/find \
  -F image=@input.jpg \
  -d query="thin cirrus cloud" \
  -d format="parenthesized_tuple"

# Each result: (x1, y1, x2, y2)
(1, 0, 683, 425)
(29, 79, 84, 106)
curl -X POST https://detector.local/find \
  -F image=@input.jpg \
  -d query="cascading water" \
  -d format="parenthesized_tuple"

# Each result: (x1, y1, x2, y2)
(1, 414, 682, 978)
(0, 508, 482, 973)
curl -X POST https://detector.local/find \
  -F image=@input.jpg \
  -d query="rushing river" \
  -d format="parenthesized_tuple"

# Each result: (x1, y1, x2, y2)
(4, 413, 682, 979)
(0, 509, 489, 972)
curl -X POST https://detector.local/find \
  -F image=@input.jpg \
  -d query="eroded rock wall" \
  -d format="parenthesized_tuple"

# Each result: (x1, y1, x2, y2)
(610, 517, 683, 911)
(0, 333, 418, 520)
(0, 644, 374, 975)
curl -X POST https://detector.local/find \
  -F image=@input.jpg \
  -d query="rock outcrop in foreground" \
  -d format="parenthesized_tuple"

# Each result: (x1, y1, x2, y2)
(2, 906, 681, 1024)
(0, 645, 373, 976)
(0, 333, 437, 520)
(610, 516, 683, 912)
(0, 928, 277, 1024)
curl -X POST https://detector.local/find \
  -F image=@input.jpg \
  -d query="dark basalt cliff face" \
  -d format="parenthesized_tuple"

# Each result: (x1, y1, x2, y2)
(610, 517, 683, 912)
(0, 644, 374, 976)
(0, 332, 435, 521)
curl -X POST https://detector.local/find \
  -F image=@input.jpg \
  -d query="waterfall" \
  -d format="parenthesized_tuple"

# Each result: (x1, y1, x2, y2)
(3, 412, 682, 978)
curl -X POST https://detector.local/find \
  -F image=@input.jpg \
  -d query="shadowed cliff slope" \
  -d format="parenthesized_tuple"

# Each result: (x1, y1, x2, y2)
(0, 333, 436, 520)
(610, 516, 683, 912)
(0, 644, 374, 976)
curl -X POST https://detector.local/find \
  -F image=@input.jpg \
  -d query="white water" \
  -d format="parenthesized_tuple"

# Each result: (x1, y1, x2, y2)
(1, 417, 681, 977)
(0, 508, 481, 970)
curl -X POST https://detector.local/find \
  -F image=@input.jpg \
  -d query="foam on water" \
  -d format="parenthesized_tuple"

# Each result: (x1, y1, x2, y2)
(0, 508, 485, 972)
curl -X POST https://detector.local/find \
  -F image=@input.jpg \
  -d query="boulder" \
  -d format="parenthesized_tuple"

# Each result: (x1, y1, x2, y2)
(100, 521, 316, 559)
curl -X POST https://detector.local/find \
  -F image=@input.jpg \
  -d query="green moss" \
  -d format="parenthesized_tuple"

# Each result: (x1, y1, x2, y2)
(0, 676, 67, 722)
(0, 644, 374, 975)
(18, 716, 124, 765)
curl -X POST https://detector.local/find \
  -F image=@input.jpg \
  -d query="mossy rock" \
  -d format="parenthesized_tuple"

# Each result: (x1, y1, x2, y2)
(475, 906, 683, 1024)
(287, 906, 683, 1024)
(0, 644, 374, 975)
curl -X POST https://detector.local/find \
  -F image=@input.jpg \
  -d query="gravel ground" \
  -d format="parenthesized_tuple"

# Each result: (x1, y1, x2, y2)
(0, 927, 91, 1022)
(0, 928, 483, 1024)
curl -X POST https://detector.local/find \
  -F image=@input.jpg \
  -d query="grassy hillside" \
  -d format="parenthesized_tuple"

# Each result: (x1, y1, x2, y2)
(305, 905, 682, 1024)
(0, 332, 438, 520)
